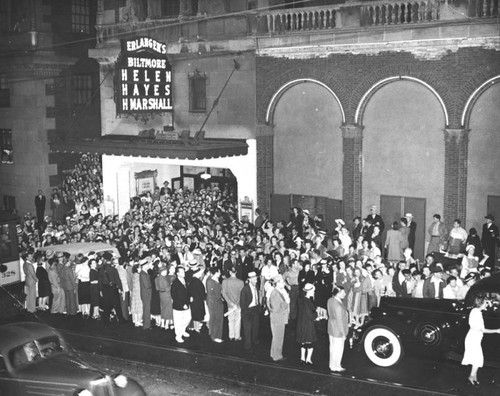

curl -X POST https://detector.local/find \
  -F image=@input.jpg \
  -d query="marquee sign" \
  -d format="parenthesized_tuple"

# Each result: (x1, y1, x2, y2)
(115, 37, 172, 116)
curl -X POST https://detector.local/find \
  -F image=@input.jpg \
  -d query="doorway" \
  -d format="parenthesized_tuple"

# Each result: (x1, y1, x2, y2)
(380, 195, 426, 260)
(487, 195, 500, 221)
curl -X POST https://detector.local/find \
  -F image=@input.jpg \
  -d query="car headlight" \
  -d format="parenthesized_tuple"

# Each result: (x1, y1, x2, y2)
(74, 390, 93, 396)
(113, 374, 128, 388)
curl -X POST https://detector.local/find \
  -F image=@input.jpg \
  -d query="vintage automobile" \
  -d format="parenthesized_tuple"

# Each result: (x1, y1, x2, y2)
(0, 322, 145, 395)
(37, 242, 121, 258)
(353, 273, 500, 368)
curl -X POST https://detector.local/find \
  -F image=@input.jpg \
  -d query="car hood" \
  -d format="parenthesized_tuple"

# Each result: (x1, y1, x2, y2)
(16, 353, 104, 386)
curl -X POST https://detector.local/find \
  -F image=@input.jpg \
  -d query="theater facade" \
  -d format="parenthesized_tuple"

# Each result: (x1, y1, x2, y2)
(2, 0, 499, 260)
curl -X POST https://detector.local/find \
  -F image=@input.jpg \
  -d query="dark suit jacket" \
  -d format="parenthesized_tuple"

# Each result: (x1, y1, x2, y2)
(171, 278, 190, 310)
(223, 257, 243, 279)
(327, 296, 349, 338)
(422, 277, 445, 299)
(139, 271, 152, 301)
(240, 283, 259, 316)
(35, 195, 46, 214)
(481, 223, 499, 254)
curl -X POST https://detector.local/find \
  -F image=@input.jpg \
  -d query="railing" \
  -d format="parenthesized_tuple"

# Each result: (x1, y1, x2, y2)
(265, 5, 338, 34)
(360, 0, 441, 26)
(94, 0, 499, 46)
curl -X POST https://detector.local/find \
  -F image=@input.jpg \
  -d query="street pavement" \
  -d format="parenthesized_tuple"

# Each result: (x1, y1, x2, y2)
(27, 310, 500, 396)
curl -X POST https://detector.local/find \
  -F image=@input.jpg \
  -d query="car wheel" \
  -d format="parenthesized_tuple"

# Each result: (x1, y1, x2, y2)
(363, 326, 403, 367)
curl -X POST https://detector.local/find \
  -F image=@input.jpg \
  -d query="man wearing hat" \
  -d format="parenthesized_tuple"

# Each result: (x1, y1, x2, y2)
(481, 214, 498, 269)
(268, 274, 290, 362)
(423, 266, 445, 299)
(427, 214, 448, 255)
(240, 271, 260, 351)
(405, 213, 417, 254)
(367, 205, 385, 233)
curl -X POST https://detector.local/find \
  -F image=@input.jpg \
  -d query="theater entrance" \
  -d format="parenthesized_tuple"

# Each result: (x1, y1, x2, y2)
(380, 195, 426, 260)
(270, 193, 342, 235)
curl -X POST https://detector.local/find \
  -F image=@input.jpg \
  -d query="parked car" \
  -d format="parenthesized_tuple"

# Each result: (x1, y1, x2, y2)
(352, 273, 500, 368)
(37, 242, 120, 258)
(0, 322, 145, 395)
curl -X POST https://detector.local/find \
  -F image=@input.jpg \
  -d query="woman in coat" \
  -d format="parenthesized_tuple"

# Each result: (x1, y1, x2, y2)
(188, 268, 206, 332)
(47, 258, 65, 314)
(155, 264, 170, 329)
(461, 296, 500, 385)
(206, 267, 224, 343)
(385, 221, 403, 263)
(89, 259, 100, 319)
(130, 264, 143, 327)
(296, 283, 317, 365)
(36, 255, 51, 311)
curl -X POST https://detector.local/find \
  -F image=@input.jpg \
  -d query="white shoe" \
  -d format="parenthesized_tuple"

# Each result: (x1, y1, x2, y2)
(175, 336, 184, 343)
(182, 332, 190, 338)
(213, 338, 223, 343)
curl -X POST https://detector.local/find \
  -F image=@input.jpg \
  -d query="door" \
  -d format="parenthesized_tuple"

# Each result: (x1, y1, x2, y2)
(381, 195, 426, 260)
(487, 195, 500, 221)
(270, 194, 291, 224)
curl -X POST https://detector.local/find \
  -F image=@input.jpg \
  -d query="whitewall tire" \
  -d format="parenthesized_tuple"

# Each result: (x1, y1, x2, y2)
(363, 326, 403, 367)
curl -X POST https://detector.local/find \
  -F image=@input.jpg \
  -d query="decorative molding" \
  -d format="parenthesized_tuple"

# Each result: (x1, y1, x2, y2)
(341, 124, 364, 139)
(444, 128, 470, 144)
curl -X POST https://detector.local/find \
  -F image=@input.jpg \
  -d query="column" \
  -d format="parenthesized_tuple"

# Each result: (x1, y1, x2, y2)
(443, 128, 469, 229)
(341, 124, 364, 223)
(256, 123, 274, 215)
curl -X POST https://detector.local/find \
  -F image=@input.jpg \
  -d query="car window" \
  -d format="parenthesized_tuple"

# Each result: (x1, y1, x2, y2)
(0, 355, 7, 372)
(9, 341, 41, 368)
(36, 336, 65, 357)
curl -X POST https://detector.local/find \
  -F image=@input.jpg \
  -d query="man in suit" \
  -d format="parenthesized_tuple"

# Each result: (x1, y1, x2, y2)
(240, 271, 260, 351)
(481, 214, 499, 269)
(367, 205, 385, 233)
(405, 213, 417, 253)
(327, 286, 349, 372)
(268, 275, 290, 362)
(34, 190, 46, 230)
(423, 266, 445, 299)
(427, 214, 448, 254)
(23, 247, 38, 313)
(223, 249, 243, 280)
(171, 265, 191, 343)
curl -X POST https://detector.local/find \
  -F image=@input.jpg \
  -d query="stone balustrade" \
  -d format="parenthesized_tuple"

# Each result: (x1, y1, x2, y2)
(94, 0, 499, 46)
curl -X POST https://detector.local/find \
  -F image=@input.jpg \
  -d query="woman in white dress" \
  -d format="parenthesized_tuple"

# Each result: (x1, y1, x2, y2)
(461, 296, 500, 385)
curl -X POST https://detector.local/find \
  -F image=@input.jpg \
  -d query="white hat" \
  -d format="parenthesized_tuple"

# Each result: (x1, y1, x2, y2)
(405, 213, 413, 218)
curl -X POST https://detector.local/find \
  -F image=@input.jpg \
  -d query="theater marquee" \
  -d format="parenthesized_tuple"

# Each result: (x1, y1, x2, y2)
(115, 37, 172, 117)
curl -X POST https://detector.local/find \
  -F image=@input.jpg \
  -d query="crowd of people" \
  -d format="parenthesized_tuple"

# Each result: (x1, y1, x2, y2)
(17, 153, 500, 372)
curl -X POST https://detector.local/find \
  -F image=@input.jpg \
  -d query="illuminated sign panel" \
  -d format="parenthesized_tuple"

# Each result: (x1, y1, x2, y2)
(115, 37, 172, 115)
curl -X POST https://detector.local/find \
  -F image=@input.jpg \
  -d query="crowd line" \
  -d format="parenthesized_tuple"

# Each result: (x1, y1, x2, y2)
(18, 154, 499, 368)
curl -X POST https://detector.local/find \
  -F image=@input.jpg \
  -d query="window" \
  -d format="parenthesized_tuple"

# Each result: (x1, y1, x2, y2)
(72, 0, 90, 34)
(189, 70, 207, 112)
(2, 196, 15, 213)
(72, 74, 92, 106)
(161, 0, 180, 17)
(0, 129, 13, 164)
(0, 76, 10, 107)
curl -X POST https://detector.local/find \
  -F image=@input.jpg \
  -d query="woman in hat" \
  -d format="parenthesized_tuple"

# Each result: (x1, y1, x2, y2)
(296, 283, 317, 366)
(75, 254, 91, 318)
(462, 295, 500, 385)
(36, 252, 50, 311)
(461, 245, 480, 278)
(47, 258, 65, 314)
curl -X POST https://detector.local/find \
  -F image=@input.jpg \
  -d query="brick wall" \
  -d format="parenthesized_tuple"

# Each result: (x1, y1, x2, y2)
(255, 47, 500, 221)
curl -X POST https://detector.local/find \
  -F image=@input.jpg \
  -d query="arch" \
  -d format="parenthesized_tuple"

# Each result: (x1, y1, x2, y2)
(461, 75, 500, 128)
(265, 78, 345, 125)
(355, 76, 449, 127)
